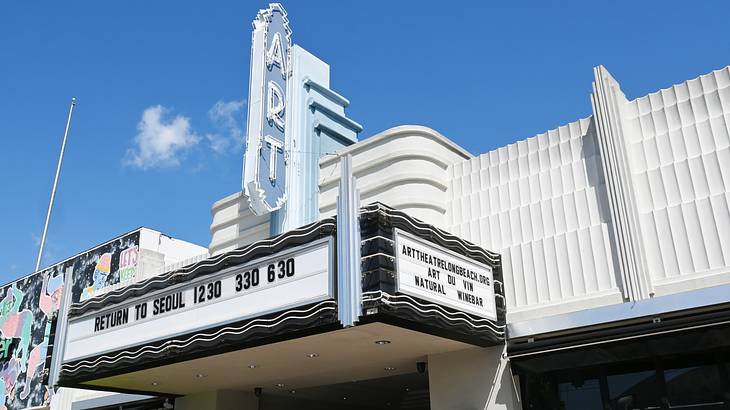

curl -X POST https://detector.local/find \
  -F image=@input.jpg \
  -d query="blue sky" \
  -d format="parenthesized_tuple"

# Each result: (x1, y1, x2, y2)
(1, 1, 728, 283)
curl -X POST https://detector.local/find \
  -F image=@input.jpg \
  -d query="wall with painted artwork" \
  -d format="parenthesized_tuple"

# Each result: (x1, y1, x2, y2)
(0, 227, 206, 409)
(70, 231, 140, 303)
(0, 231, 141, 408)
(0, 266, 64, 409)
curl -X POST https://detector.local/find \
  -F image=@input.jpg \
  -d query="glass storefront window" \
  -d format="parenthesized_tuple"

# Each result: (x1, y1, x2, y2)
(518, 354, 730, 409)
(607, 370, 661, 409)
(665, 365, 724, 406)
(557, 379, 603, 410)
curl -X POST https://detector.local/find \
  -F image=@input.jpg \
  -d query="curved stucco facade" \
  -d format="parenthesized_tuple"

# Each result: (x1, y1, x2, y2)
(209, 125, 471, 256)
(209, 191, 270, 256)
(319, 125, 472, 229)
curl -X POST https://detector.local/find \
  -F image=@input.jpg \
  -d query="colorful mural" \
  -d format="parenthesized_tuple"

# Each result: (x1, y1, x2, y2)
(0, 230, 142, 408)
(72, 231, 140, 303)
(0, 230, 143, 408)
(0, 266, 64, 410)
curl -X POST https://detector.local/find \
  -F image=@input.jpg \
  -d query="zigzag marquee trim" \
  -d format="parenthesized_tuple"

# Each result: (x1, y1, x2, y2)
(361, 203, 500, 265)
(61, 300, 336, 375)
(363, 291, 505, 336)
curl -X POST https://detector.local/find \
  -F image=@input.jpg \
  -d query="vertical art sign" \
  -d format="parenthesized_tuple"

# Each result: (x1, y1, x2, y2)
(243, 3, 292, 215)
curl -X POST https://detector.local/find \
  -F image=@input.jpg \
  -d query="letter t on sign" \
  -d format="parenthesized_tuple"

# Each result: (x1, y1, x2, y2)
(264, 135, 284, 182)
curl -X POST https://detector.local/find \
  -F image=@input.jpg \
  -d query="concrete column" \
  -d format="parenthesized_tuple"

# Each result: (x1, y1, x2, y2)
(428, 346, 521, 410)
(175, 390, 259, 410)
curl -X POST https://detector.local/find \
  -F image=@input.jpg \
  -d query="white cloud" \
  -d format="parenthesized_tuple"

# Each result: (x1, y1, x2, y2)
(125, 105, 200, 169)
(206, 100, 245, 154)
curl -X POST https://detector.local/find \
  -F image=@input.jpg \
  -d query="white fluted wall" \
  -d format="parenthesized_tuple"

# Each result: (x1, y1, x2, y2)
(209, 191, 270, 256)
(447, 118, 623, 321)
(623, 66, 730, 295)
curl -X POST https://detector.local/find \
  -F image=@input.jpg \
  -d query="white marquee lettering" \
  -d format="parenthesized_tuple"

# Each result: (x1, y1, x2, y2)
(267, 81, 286, 129)
(266, 32, 286, 75)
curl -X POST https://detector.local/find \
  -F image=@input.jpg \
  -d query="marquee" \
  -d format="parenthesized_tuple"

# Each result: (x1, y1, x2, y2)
(56, 206, 505, 385)
(59, 219, 339, 382)
(63, 238, 332, 362)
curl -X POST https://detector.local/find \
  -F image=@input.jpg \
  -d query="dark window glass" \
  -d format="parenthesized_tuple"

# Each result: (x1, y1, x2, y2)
(665, 365, 724, 406)
(607, 370, 661, 409)
(523, 374, 562, 410)
(558, 379, 603, 410)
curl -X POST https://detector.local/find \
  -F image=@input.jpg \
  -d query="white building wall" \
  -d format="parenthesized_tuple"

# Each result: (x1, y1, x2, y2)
(428, 346, 520, 410)
(139, 227, 209, 266)
(209, 191, 270, 256)
(137, 227, 209, 281)
(622, 66, 730, 296)
(447, 118, 623, 321)
(447, 65, 730, 322)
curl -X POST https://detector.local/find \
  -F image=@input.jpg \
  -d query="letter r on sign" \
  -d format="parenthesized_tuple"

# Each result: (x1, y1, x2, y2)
(266, 81, 285, 129)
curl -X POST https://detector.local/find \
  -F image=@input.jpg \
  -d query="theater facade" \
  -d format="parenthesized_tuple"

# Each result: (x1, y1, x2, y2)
(7, 3, 730, 410)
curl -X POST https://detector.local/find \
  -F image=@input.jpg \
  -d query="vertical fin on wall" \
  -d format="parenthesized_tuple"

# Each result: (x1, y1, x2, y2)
(591, 66, 652, 301)
(273, 46, 362, 236)
(336, 154, 362, 327)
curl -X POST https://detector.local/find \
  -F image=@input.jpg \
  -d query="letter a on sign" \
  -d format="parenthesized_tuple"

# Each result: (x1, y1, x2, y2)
(243, 3, 291, 215)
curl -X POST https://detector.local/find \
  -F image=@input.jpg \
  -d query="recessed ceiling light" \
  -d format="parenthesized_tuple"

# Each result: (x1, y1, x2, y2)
(275, 383, 285, 388)
(289, 390, 296, 394)
(306, 353, 319, 358)
(195, 373, 207, 378)
(384, 366, 396, 371)
(248, 364, 258, 369)
(375, 340, 391, 345)
(343, 396, 348, 400)
(151, 382, 159, 386)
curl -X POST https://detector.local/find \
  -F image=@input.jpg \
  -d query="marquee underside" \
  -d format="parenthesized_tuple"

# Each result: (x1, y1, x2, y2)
(77, 322, 471, 396)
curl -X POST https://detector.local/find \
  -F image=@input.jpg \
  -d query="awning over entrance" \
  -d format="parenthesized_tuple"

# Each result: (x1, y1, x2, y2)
(56, 203, 506, 396)
(509, 301, 730, 374)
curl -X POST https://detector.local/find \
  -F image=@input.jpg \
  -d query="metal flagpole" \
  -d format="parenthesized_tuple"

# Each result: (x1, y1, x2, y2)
(35, 97, 77, 272)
